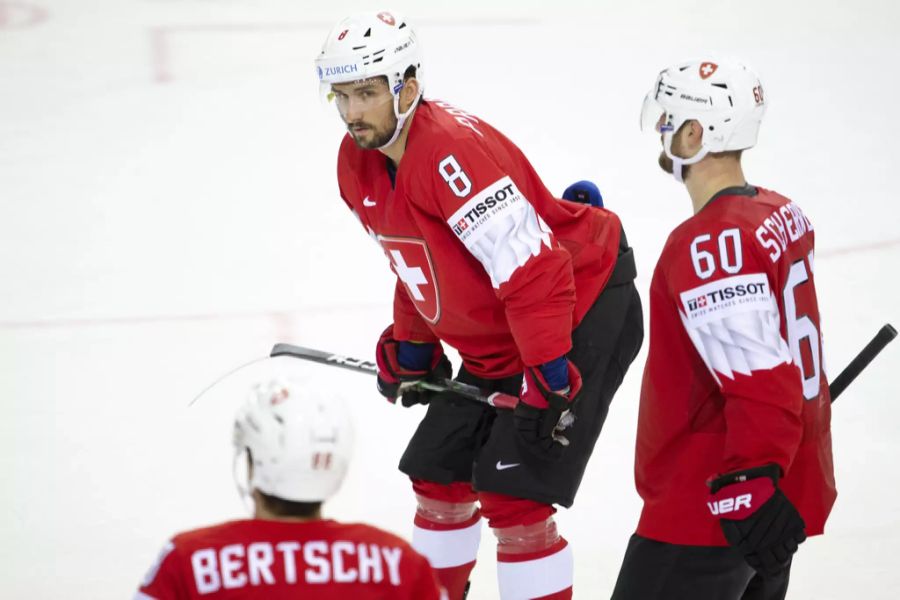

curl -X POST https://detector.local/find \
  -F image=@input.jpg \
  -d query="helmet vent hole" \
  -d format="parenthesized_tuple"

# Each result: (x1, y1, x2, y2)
(728, 96, 733, 107)
(709, 125, 715, 131)
(678, 66, 689, 71)
(364, 28, 371, 37)
(712, 83, 728, 89)
(372, 57, 383, 63)
(399, 22, 407, 29)
(373, 49, 385, 56)
(353, 46, 366, 51)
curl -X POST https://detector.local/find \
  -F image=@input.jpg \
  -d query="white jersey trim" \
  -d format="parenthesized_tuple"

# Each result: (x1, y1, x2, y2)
(411, 519, 481, 569)
(678, 272, 792, 384)
(446, 176, 551, 288)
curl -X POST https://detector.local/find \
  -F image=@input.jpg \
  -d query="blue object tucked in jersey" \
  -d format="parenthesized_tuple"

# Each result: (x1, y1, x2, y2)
(562, 180, 603, 208)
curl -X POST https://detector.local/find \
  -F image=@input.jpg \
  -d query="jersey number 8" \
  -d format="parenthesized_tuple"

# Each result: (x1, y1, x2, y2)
(438, 155, 472, 198)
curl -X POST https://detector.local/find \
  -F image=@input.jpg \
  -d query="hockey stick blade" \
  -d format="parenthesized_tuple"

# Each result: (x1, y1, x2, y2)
(269, 343, 519, 409)
(830, 323, 897, 403)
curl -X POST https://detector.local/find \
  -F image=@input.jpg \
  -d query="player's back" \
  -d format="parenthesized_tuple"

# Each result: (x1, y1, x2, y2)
(637, 185, 835, 545)
(136, 518, 444, 600)
(688, 186, 830, 404)
(701, 186, 836, 532)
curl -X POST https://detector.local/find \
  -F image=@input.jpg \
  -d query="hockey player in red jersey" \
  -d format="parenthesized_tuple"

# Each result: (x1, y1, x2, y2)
(611, 59, 836, 600)
(315, 10, 643, 600)
(134, 378, 445, 600)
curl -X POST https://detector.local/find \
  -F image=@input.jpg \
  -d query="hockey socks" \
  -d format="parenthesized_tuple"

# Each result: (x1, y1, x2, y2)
(411, 480, 481, 600)
(481, 491, 574, 599)
(495, 524, 572, 599)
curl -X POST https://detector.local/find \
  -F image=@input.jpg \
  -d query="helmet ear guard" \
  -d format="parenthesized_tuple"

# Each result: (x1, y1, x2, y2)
(640, 58, 767, 181)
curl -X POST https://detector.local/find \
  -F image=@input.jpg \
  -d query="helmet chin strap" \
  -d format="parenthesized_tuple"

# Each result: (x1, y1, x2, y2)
(377, 85, 422, 150)
(663, 131, 709, 183)
(233, 449, 256, 516)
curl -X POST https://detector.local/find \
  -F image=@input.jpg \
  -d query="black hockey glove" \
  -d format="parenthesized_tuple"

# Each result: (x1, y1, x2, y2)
(514, 359, 583, 460)
(708, 465, 807, 577)
(375, 325, 452, 407)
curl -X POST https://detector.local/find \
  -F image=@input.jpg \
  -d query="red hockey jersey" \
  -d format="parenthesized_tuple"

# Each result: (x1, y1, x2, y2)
(135, 519, 444, 600)
(337, 99, 622, 376)
(635, 186, 836, 546)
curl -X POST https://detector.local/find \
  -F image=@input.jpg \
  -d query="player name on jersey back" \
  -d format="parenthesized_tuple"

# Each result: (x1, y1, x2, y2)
(189, 539, 404, 593)
(755, 200, 813, 262)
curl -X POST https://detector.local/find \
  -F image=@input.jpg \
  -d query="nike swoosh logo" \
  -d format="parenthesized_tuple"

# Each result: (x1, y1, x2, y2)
(363, 196, 376, 207)
(495, 461, 521, 471)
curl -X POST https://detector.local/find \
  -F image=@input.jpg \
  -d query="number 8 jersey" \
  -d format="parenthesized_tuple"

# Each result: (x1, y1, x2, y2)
(336, 99, 623, 377)
(635, 185, 836, 546)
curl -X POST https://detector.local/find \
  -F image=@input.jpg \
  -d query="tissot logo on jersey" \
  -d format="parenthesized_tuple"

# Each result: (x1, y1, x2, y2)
(685, 281, 768, 312)
(447, 175, 552, 288)
(448, 178, 520, 241)
(680, 273, 774, 328)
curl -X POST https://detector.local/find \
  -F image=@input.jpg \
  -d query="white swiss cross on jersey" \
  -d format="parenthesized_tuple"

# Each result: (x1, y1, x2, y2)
(380, 237, 441, 324)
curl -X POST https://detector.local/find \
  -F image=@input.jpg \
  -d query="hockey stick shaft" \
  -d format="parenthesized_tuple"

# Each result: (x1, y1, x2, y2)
(830, 323, 896, 402)
(270, 343, 519, 409)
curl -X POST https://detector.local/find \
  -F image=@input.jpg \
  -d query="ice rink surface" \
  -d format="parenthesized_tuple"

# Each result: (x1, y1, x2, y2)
(2, 0, 899, 597)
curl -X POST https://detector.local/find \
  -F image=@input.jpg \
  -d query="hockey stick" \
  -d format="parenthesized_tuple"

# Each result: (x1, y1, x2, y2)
(829, 323, 897, 402)
(269, 343, 519, 409)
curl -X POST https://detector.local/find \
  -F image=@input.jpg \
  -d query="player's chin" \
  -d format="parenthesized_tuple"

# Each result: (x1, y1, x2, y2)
(658, 152, 674, 174)
(350, 130, 379, 149)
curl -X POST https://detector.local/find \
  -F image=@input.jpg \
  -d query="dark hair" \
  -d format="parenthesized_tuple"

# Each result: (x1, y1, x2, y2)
(403, 65, 417, 81)
(257, 491, 322, 519)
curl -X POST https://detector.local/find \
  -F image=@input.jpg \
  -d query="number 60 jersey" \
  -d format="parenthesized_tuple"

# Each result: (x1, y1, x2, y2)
(635, 185, 837, 546)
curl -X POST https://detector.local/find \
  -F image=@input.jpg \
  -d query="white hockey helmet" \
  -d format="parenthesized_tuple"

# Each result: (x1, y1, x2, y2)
(233, 378, 353, 503)
(315, 10, 424, 148)
(640, 58, 767, 182)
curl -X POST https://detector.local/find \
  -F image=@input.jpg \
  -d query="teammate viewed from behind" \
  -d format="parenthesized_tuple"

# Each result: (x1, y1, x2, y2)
(316, 10, 643, 600)
(135, 378, 445, 599)
(611, 59, 836, 600)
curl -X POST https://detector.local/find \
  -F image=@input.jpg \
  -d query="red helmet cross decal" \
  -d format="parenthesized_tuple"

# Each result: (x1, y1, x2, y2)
(699, 62, 718, 79)
(377, 12, 396, 26)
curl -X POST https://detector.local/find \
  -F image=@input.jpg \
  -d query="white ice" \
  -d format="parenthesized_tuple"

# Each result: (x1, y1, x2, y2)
(2, 0, 899, 598)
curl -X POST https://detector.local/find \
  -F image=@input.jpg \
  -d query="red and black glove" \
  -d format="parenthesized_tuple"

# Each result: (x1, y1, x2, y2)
(514, 358, 583, 460)
(375, 325, 452, 407)
(708, 464, 807, 577)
